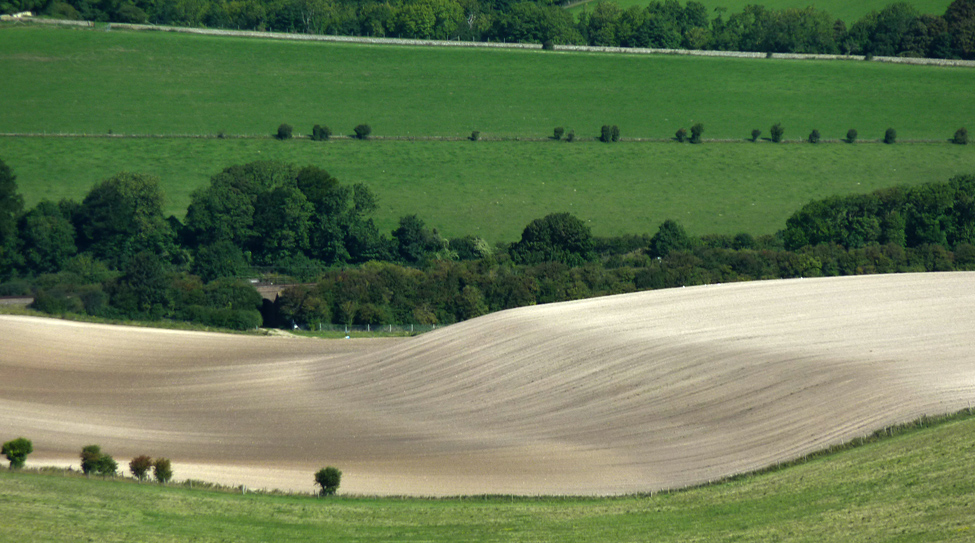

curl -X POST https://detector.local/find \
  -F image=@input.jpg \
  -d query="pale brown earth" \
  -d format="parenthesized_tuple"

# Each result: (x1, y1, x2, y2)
(3, 272, 975, 496)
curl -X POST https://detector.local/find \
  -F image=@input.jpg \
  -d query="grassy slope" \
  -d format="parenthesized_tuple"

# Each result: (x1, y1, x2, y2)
(569, 0, 954, 23)
(3, 137, 974, 242)
(3, 414, 975, 542)
(1, 25, 974, 241)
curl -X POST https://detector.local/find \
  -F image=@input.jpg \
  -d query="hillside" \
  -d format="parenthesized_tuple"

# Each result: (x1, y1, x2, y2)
(3, 272, 974, 496)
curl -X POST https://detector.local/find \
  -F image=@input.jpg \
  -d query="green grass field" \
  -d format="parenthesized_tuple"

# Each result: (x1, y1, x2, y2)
(568, 0, 954, 23)
(2, 25, 973, 141)
(1, 24, 973, 241)
(3, 413, 975, 542)
(3, 136, 973, 242)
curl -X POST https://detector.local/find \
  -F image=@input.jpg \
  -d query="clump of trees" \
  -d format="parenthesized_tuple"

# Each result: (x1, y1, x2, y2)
(80, 445, 118, 476)
(2, 437, 32, 469)
(311, 125, 331, 141)
(599, 125, 621, 143)
(315, 466, 342, 496)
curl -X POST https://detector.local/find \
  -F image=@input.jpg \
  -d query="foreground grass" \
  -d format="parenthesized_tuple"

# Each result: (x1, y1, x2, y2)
(3, 414, 975, 541)
(3, 136, 973, 241)
(2, 25, 973, 140)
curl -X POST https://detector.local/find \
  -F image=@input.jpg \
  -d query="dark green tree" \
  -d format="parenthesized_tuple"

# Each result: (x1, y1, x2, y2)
(2, 437, 32, 469)
(311, 124, 331, 141)
(675, 128, 688, 142)
(510, 212, 595, 266)
(191, 241, 249, 282)
(354, 124, 372, 140)
(251, 185, 314, 262)
(751, 129, 761, 142)
(953, 127, 969, 144)
(611, 125, 621, 142)
(599, 125, 612, 142)
(808, 129, 821, 143)
(80, 445, 117, 476)
(17, 200, 78, 274)
(650, 219, 692, 258)
(107, 251, 173, 318)
(846, 128, 858, 143)
(770, 123, 785, 142)
(884, 127, 897, 144)
(0, 158, 24, 276)
(153, 458, 173, 483)
(392, 214, 446, 263)
(129, 455, 153, 481)
(276, 123, 293, 140)
(315, 466, 342, 496)
(74, 173, 177, 268)
(553, 127, 564, 140)
(690, 123, 704, 143)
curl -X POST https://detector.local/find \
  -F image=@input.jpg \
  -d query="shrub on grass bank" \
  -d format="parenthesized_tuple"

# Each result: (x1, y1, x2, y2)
(953, 127, 968, 145)
(315, 466, 342, 496)
(751, 129, 761, 142)
(80, 445, 117, 477)
(154, 458, 173, 483)
(2, 437, 32, 469)
(690, 123, 704, 144)
(675, 128, 687, 142)
(808, 129, 820, 143)
(770, 123, 784, 143)
(129, 455, 153, 481)
(553, 127, 564, 140)
(276, 124, 293, 140)
(354, 124, 372, 140)
(566, 130, 575, 142)
(599, 125, 620, 143)
(470, 131, 480, 141)
(846, 129, 858, 143)
(884, 128, 897, 144)
(311, 125, 331, 141)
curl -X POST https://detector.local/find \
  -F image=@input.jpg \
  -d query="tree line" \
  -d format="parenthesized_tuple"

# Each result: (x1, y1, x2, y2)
(3, 157, 975, 330)
(4, 0, 975, 60)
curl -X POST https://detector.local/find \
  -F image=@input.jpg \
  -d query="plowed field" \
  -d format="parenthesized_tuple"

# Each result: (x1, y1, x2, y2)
(3, 273, 974, 496)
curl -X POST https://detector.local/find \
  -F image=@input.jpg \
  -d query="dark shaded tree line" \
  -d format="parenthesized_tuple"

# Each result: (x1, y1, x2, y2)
(5, 0, 975, 60)
(3, 156, 975, 330)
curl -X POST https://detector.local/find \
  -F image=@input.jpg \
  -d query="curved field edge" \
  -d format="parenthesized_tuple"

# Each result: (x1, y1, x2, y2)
(1, 25, 973, 140)
(3, 137, 974, 242)
(4, 273, 975, 497)
(2, 412, 974, 542)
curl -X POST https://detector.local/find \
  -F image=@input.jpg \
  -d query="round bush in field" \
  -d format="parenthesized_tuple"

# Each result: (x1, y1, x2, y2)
(690, 123, 704, 144)
(354, 124, 372, 140)
(315, 466, 342, 496)
(884, 128, 897, 144)
(954, 127, 968, 145)
(2, 437, 32, 469)
(129, 455, 153, 481)
(751, 129, 761, 142)
(675, 128, 687, 143)
(770, 123, 784, 143)
(276, 124, 293, 140)
(846, 129, 858, 143)
(154, 458, 173, 483)
(808, 129, 821, 144)
(553, 127, 564, 140)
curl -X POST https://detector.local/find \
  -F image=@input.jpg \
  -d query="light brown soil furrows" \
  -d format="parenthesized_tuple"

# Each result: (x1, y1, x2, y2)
(3, 272, 975, 496)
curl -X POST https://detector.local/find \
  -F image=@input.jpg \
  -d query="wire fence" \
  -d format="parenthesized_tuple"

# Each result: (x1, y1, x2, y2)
(296, 323, 439, 334)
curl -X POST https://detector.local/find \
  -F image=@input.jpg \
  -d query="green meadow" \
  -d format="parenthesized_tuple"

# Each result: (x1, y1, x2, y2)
(569, 0, 954, 23)
(3, 137, 974, 242)
(1, 25, 973, 141)
(3, 413, 975, 542)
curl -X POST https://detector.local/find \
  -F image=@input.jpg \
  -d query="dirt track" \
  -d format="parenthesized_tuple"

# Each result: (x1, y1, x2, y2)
(3, 273, 975, 496)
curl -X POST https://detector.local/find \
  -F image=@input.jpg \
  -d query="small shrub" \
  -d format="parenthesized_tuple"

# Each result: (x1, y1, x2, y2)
(566, 130, 575, 142)
(884, 127, 896, 144)
(953, 127, 968, 145)
(542, 39, 554, 51)
(846, 128, 858, 143)
(311, 124, 331, 141)
(80, 445, 117, 476)
(553, 127, 564, 140)
(600, 125, 611, 143)
(2, 438, 32, 469)
(770, 123, 784, 143)
(751, 129, 761, 142)
(675, 128, 687, 142)
(353, 124, 372, 140)
(808, 129, 820, 143)
(154, 458, 173, 483)
(690, 123, 704, 144)
(276, 123, 293, 140)
(315, 466, 342, 496)
(130, 455, 153, 481)
(216, 131, 226, 139)
(611, 125, 620, 142)
(470, 130, 480, 141)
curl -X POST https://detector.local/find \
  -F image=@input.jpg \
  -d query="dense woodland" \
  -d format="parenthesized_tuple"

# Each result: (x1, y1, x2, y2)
(2, 157, 975, 329)
(2, 0, 975, 59)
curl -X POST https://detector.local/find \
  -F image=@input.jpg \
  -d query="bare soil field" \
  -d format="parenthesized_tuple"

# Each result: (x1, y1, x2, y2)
(2, 273, 975, 496)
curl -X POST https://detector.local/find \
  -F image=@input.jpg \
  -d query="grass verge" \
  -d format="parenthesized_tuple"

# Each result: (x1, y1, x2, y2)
(3, 410, 975, 541)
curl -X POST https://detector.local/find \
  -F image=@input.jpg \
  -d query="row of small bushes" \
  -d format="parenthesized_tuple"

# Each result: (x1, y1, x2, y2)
(4, 436, 342, 496)
(275, 124, 371, 140)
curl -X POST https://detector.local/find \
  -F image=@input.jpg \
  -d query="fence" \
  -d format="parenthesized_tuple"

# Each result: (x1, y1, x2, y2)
(298, 323, 439, 334)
